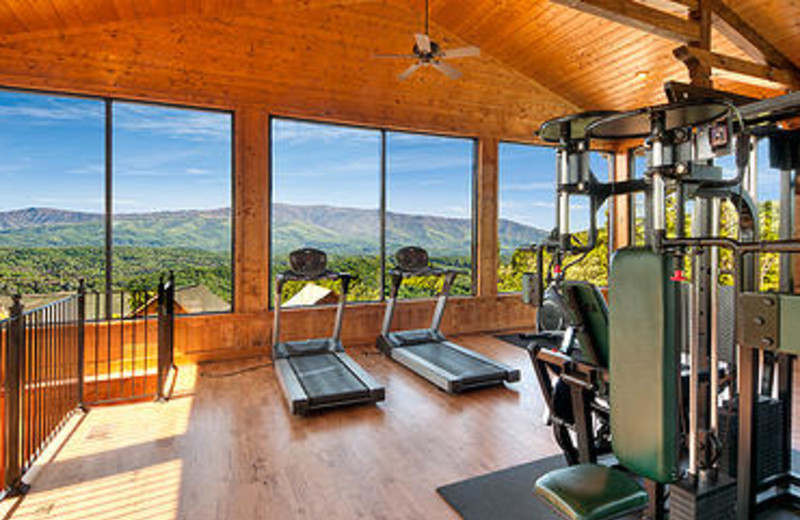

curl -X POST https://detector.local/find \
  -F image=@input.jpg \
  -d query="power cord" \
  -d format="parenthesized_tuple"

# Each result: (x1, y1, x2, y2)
(201, 362, 274, 379)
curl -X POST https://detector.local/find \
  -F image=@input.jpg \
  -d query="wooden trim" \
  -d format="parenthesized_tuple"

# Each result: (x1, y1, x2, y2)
(476, 137, 499, 297)
(673, 46, 800, 88)
(612, 152, 632, 250)
(709, 0, 798, 71)
(234, 108, 270, 313)
(551, 0, 700, 43)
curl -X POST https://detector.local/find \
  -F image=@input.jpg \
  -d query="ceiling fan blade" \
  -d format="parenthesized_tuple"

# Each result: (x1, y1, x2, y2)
(432, 61, 462, 80)
(398, 62, 422, 81)
(374, 54, 419, 59)
(415, 33, 431, 54)
(441, 46, 480, 59)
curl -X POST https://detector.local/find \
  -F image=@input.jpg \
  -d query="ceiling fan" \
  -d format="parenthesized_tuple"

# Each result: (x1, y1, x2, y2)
(374, 0, 481, 81)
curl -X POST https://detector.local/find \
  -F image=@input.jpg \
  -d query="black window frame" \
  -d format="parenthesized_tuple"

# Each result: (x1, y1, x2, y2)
(0, 86, 236, 315)
(268, 115, 478, 308)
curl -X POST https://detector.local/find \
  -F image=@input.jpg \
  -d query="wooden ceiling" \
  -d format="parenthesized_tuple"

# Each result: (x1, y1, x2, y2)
(0, 0, 796, 134)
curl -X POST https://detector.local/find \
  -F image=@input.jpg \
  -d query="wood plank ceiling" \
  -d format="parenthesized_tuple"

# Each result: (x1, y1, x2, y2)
(0, 0, 796, 115)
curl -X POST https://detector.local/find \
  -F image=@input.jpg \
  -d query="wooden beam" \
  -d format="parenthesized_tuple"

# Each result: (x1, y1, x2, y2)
(476, 137, 499, 297)
(709, 0, 797, 71)
(687, 0, 712, 87)
(234, 107, 270, 314)
(674, 45, 800, 88)
(551, 0, 700, 43)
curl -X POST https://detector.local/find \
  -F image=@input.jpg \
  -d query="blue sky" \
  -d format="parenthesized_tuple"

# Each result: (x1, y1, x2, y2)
(271, 119, 474, 219)
(0, 90, 232, 214)
(0, 89, 784, 226)
(499, 142, 611, 232)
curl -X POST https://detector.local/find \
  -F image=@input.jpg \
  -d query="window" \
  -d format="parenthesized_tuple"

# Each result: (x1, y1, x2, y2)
(113, 102, 233, 313)
(270, 119, 382, 303)
(386, 132, 475, 298)
(497, 143, 555, 292)
(0, 91, 104, 314)
(757, 138, 781, 291)
(497, 144, 612, 292)
(270, 119, 476, 306)
(0, 90, 233, 317)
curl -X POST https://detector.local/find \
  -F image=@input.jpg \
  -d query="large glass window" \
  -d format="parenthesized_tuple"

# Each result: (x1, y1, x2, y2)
(497, 144, 612, 292)
(0, 90, 233, 317)
(270, 119, 381, 303)
(113, 102, 233, 312)
(757, 138, 781, 291)
(386, 132, 475, 298)
(0, 91, 104, 315)
(497, 143, 555, 292)
(270, 119, 476, 305)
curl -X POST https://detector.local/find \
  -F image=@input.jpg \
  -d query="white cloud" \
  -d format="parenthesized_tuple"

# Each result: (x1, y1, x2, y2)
(0, 99, 103, 123)
(273, 120, 379, 145)
(114, 104, 231, 141)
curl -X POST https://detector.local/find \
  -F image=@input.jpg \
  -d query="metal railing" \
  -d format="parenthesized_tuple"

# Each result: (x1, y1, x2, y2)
(1, 275, 176, 498)
(84, 274, 177, 405)
(3, 291, 82, 497)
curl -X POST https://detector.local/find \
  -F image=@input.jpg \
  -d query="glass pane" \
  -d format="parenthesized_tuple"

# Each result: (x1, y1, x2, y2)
(497, 143, 554, 292)
(112, 102, 233, 314)
(386, 132, 474, 298)
(271, 119, 381, 304)
(0, 90, 104, 314)
(757, 138, 781, 291)
(566, 151, 611, 287)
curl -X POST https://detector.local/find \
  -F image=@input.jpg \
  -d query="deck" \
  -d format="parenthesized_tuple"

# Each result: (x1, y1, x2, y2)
(1, 334, 560, 520)
(3, 332, 798, 520)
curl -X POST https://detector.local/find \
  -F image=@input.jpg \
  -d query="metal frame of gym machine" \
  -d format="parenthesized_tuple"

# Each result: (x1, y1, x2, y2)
(591, 91, 800, 519)
(525, 87, 800, 519)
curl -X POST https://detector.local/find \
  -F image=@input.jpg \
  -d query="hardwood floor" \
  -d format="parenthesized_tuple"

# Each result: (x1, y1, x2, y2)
(2, 334, 560, 520)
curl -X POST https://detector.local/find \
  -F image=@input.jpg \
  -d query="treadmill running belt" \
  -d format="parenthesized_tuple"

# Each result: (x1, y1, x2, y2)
(404, 342, 501, 377)
(289, 354, 369, 404)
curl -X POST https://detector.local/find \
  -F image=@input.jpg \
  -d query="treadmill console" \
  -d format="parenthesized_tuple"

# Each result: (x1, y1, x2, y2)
(290, 248, 328, 278)
(395, 246, 430, 274)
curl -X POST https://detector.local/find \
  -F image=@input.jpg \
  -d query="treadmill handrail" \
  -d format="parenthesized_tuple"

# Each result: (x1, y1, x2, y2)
(381, 265, 461, 339)
(273, 268, 352, 354)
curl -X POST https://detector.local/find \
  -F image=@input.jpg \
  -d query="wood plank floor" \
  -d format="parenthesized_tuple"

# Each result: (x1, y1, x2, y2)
(3, 334, 561, 520)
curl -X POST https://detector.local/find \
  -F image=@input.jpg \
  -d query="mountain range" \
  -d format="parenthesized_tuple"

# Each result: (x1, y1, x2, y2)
(0, 205, 547, 256)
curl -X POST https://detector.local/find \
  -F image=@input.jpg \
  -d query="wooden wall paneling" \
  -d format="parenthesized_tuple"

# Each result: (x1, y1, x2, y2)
(234, 107, 270, 314)
(0, 8, 577, 141)
(476, 137, 499, 296)
(612, 150, 632, 249)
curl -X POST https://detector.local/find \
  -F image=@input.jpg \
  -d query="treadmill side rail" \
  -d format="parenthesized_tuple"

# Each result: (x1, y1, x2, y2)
(441, 340, 522, 383)
(274, 358, 310, 415)
(391, 347, 458, 392)
(335, 353, 386, 402)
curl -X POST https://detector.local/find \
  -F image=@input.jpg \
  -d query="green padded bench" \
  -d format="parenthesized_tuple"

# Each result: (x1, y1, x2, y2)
(534, 249, 682, 520)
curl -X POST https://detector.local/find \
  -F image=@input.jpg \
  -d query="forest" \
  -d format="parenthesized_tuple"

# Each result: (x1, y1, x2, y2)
(0, 200, 784, 316)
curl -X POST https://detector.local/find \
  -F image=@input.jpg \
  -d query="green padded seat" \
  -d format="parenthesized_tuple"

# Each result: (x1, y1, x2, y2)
(534, 465, 648, 520)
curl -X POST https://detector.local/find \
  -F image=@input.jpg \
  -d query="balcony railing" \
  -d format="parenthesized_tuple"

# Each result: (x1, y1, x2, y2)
(1, 274, 176, 498)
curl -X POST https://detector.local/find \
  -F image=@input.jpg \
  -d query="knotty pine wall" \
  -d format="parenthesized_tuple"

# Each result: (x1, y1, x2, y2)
(0, 7, 570, 361)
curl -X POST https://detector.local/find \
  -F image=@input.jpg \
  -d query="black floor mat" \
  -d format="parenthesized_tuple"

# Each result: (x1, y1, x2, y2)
(494, 333, 535, 350)
(438, 454, 800, 520)
(437, 455, 626, 520)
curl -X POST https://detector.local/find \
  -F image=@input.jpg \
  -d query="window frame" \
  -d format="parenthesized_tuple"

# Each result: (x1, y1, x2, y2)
(268, 115, 478, 308)
(0, 86, 236, 315)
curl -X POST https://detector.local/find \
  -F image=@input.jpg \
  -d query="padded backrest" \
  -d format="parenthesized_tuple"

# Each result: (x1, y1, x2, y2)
(609, 248, 680, 484)
(563, 281, 609, 368)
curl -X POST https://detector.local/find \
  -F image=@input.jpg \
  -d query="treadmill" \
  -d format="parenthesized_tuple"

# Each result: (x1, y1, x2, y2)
(377, 246, 521, 393)
(273, 248, 385, 415)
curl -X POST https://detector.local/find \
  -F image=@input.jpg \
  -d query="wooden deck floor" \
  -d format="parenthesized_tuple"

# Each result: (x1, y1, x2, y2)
(4, 333, 798, 520)
(2, 334, 561, 520)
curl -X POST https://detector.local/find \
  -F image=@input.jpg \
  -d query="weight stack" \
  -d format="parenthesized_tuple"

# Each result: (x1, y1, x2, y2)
(671, 473, 737, 520)
(718, 396, 786, 483)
